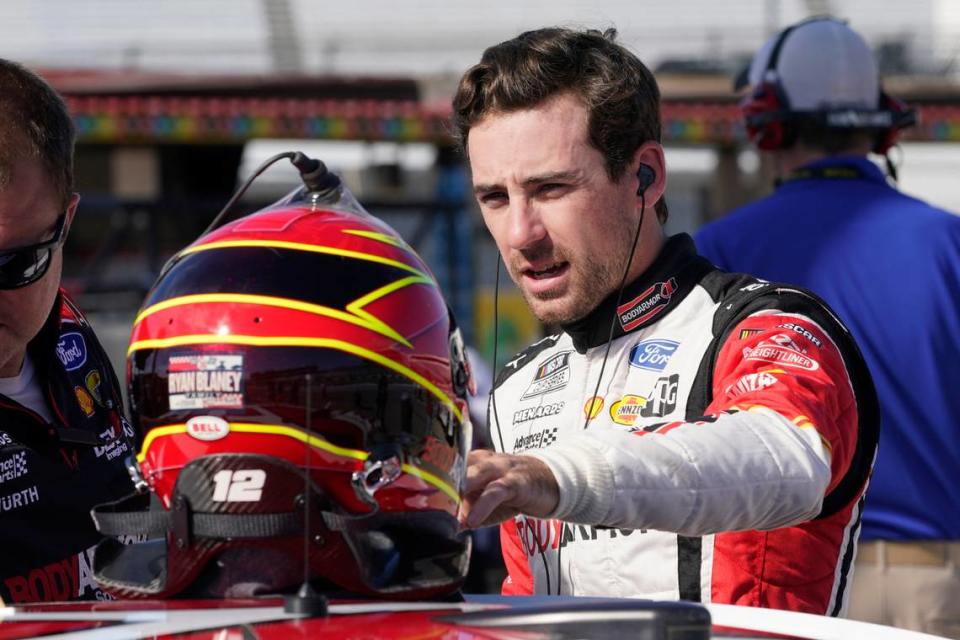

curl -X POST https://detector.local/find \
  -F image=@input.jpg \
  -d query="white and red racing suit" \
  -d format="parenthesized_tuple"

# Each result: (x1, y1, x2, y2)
(489, 234, 879, 616)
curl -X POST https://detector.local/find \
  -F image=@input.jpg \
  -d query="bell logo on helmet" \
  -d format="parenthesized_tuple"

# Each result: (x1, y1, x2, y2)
(186, 416, 230, 441)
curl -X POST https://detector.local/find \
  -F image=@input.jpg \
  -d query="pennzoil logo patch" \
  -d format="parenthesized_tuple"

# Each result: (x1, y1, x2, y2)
(609, 395, 647, 426)
(85, 370, 103, 407)
(168, 354, 244, 410)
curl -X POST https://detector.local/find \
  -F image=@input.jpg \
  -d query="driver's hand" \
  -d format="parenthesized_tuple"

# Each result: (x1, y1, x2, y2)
(459, 449, 559, 528)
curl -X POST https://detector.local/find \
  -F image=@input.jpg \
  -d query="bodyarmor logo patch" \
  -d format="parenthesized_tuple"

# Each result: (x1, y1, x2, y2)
(617, 278, 677, 331)
(520, 352, 571, 399)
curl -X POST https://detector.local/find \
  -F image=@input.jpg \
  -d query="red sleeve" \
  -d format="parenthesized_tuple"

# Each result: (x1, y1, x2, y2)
(499, 519, 533, 595)
(704, 312, 858, 494)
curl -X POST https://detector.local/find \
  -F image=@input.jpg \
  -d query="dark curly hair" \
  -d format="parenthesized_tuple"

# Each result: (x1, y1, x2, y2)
(452, 27, 667, 222)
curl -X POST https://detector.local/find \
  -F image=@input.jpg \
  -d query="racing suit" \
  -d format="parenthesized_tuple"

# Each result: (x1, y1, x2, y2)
(490, 234, 879, 616)
(0, 291, 139, 603)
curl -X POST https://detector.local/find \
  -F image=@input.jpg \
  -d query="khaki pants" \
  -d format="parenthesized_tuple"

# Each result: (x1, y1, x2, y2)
(848, 541, 960, 639)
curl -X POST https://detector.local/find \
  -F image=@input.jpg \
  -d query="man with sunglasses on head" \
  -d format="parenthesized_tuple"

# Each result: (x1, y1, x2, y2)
(0, 59, 139, 604)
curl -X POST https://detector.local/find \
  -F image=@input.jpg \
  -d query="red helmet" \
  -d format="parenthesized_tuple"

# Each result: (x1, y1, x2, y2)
(92, 184, 473, 599)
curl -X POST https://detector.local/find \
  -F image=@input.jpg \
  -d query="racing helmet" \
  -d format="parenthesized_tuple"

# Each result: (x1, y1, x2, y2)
(92, 177, 473, 599)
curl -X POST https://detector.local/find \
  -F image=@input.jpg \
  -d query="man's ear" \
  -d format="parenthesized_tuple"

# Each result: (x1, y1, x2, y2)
(64, 192, 81, 237)
(631, 142, 666, 208)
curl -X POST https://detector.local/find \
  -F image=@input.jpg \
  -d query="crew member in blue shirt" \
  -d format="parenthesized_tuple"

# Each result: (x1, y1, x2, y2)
(696, 17, 960, 637)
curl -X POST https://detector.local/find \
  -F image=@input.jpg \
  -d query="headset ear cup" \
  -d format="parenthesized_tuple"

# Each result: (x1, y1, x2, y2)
(741, 82, 791, 151)
(873, 92, 914, 155)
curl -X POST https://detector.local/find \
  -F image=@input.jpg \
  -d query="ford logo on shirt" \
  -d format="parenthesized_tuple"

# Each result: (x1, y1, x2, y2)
(628, 339, 679, 372)
(56, 332, 88, 371)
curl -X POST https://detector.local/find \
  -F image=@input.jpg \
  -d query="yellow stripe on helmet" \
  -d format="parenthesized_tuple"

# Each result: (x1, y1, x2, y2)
(137, 422, 460, 503)
(132, 272, 434, 349)
(127, 334, 462, 422)
(178, 239, 433, 282)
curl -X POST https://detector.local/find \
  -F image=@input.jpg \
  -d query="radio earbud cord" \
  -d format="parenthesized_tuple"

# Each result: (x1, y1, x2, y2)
(487, 163, 655, 596)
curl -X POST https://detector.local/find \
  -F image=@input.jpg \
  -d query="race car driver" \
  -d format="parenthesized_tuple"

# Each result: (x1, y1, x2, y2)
(453, 27, 879, 616)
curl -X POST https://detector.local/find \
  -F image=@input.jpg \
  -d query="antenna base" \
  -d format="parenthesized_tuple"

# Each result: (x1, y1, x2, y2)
(284, 583, 329, 617)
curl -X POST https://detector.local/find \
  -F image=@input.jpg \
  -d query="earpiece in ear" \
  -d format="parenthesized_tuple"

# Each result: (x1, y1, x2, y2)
(637, 163, 655, 195)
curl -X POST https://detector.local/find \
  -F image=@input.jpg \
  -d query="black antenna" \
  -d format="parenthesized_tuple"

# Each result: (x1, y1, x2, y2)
(284, 373, 329, 616)
(202, 152, 341, 237)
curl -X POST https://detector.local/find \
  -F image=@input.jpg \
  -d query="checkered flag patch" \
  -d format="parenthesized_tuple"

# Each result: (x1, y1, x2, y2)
(540, 428, 558, 447)
(13, 452, 26, 476)
(0, 451, 28, 484)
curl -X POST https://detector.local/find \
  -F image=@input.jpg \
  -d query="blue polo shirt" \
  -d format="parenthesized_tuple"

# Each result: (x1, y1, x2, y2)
(695, 155, 960, 541)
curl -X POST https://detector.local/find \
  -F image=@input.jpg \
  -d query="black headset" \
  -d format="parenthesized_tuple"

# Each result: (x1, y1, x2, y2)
(637, 163, 655, 195)
(740, 16, 916, 154)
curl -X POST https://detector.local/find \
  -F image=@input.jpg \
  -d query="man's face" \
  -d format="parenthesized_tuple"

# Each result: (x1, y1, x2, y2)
(0, 155, 70, 377)
(468, 93, 641, 325)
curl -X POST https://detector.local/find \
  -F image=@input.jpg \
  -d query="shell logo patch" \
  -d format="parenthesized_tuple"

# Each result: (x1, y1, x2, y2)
(74, 386, 95, 417)
(583, 396, 604, 421)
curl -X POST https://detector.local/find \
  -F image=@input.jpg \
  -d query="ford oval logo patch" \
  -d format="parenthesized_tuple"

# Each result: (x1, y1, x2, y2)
(56, 332, 88, 371)
(628, 339, 680, 372)
(186, 416, 230, 441)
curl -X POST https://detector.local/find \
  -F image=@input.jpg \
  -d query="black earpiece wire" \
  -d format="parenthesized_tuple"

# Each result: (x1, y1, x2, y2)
(488, 169, 651, 596)
(557, 172, 650, 595)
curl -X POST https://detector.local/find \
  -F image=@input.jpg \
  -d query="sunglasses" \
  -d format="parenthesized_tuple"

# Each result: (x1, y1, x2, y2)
(0, 212, 68, 289)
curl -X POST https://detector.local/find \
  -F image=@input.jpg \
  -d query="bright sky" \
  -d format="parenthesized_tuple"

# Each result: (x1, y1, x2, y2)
(0, 0, 953, 77)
